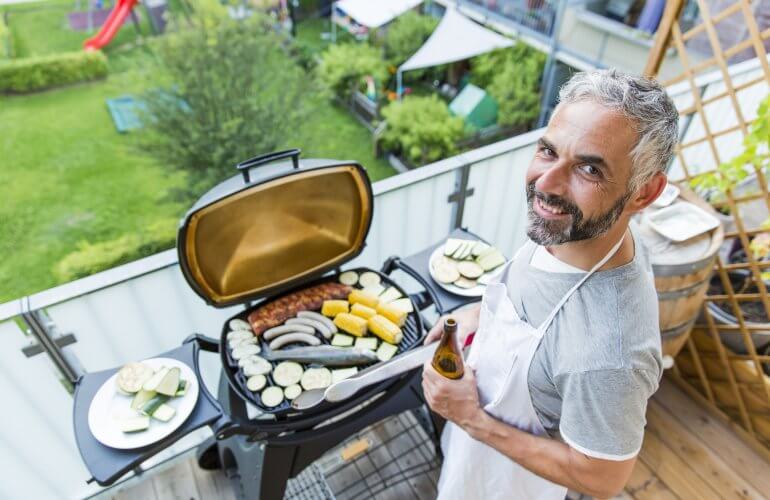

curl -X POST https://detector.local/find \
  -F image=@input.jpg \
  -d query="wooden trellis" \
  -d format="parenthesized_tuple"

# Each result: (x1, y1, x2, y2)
(645, 0, 770, 459)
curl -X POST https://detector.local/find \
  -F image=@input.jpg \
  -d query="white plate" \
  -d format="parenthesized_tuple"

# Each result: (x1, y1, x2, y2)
(647, 202, 720, 242)
(88, 358, 199, 450)
(428, 246, 506, 297)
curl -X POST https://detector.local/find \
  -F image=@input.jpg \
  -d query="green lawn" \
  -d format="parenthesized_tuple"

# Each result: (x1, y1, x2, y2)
(0, 5, 395, 303)
(294, 17, 357, 54)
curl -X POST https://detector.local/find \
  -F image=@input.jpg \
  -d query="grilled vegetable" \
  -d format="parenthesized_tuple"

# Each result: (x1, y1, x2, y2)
(322, 300, 349, 317)
(368, 315, 403, 344)
(131, 389, 156, 410)
(261, 386, 284, 407)
(227, 330, 253, 341)
(269, 332, 321, 350)
(176, 380, 188, 397)
(140, 394, 171, 417)
(379, 287, 402, 304)
(228, 336, 258, 350)
(232, 344, 261, 360)
(354, 337, 378, 351)
(334, 313, 368, 337)
(247, 374, 267, 392)
(331, 333, 354, 347)
(155, 367, 181, 397)
(348, 289, 379, 309)
(444, 238, 464, 256)
(458, 261, 484, 279)
(339, 271, 359, 286)
(297, 311, 337, 333)
(389, 298, 414, 313)
(120, 416, 150, 433)
(376, 342, 399, 362)
(264, 324, 314, 340)
(453, 277, 477, 289)
(229, 319, 252, 331)
(142, 367, 170, 392)
(243, 357, 272, 377)
(152, 404, 176, 422)
(471, 241, 490, 257)
(350, 303, 377, 320)
(262, 345, 378, 366)
(358, 271, 381, 288)
(301, 367, 332, 391)
(286, 317, 333, 338)
(376, 302, 407, 327)
(477, 250, 506, 271)
(116, 362, 155, 394)
(433, 256, 460, 284)
(362, 283, 385, 297)
(332, 367, 358, 383)
(283, 384, 302, 400)
(273, 362, 303, 387)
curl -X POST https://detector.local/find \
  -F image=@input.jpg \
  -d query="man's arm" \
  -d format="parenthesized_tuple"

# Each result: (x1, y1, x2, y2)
(422, 363, 636, 499)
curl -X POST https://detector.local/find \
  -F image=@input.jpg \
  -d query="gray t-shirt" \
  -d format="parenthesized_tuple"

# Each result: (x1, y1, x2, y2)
(506, 226, 662, 460)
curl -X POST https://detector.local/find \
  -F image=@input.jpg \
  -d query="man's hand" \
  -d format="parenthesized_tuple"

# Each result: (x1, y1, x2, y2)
(423, 303, 481, 345)
(422, 360, 481, 429)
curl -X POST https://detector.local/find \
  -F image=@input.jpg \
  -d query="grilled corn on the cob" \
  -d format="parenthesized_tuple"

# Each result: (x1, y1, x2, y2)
(348, 289, 379, 309)
(375, 302, 407, 327)
(322, 300, 349, 317)
(350, 303, 377, 320)
(367, 315, 403, 344)
(333, 313, 368, 337)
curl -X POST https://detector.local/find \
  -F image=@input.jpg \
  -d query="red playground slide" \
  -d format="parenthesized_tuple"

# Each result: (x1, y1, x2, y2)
(83, 0, 140, 51)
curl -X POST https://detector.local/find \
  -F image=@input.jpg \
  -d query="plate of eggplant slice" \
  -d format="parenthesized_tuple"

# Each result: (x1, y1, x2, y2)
(428, 238, 507, 297)
(88, 357, 199, 449)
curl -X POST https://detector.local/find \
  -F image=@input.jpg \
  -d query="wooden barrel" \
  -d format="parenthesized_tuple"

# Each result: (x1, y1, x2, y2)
(640, 187, 724, 359)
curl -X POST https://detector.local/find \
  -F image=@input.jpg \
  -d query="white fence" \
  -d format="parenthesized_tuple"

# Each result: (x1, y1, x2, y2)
(0, 131, 539, 500)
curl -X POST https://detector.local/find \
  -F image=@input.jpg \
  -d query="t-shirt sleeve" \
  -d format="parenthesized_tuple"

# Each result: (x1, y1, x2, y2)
(555, 368, 659, 461)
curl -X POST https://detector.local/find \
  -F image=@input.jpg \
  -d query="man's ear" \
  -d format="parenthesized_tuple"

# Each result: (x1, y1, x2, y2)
(627, 172, 668, 212)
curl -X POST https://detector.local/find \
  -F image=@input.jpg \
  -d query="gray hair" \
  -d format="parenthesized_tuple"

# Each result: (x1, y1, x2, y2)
(554, 69, 679, 193)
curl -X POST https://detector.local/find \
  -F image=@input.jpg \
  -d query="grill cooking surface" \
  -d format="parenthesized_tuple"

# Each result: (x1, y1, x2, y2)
(221, 268, 423, 417)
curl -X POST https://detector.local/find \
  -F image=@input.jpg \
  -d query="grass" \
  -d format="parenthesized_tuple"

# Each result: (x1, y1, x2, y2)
(0, 5, 395, 303)
(294, 16, 357, 54)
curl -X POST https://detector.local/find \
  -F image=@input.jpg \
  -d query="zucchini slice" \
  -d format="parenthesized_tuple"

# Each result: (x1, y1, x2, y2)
(156, 367, 181, 397)
(453, 277, 478, 289)
(358, 271, 381, 288)
(273, 362, 303, 387)
(142, 367, 169, 392)
(378, 286, 402, 304)
(131, 389, 157, 410)
(141, 394, 171, 416)
(354, 336, 378, 351)
(389, 298, 414, 313)
(247, 374, 267, 392)
(332, 367, 358, 384)
(338, 271, 359, 286)
(229, 319, 252, 331)
(283, 384, 302, 400)
(376, 342, 399, 362)
(116, 362, 155, 394)
(331, 333, 354, 347)
(175, 380, 188, 397)
(362, 283, 385, 297)
(152, 404, 176, 422)
(232, 344, 261, 360)
(444, 238, 463, 256)
(458, 261, 484, 279)
(477, 250, 506, 271)
(261, 386, 284, 407)
(120, 416, 150, 433)
(300, 367, 332, 391)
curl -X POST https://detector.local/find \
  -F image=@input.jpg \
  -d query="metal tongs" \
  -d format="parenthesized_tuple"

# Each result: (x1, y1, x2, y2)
(291, 343, 437, 411)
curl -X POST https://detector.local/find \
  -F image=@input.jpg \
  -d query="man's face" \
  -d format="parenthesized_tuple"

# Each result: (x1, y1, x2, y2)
(525, 100, 638, 246)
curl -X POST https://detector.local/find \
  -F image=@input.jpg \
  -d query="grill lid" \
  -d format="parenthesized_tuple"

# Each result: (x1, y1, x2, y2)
(178, 150, 373, 307)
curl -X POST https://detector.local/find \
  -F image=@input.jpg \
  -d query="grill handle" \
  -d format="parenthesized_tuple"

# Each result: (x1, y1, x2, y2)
(236, 149, 301, 183)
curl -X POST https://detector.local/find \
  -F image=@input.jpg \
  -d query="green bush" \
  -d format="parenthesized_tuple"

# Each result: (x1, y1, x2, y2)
(384, 11, 438, 66)
(317, 43, 388, 98)
(139, 14, 317, 196)
(0, 50, 108, 93)
(470, 43, 545, 128)
(0, 13, 10, 59)
(53, 218, 178, 282)
(381, 95, 464, 166)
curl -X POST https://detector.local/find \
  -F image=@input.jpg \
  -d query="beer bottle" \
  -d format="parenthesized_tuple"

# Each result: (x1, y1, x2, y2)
(431, 318, 465, 379)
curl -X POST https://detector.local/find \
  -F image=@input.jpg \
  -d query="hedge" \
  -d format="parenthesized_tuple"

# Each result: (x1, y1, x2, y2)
(53, 218, 178, 282)
(0, 50, 108, 93)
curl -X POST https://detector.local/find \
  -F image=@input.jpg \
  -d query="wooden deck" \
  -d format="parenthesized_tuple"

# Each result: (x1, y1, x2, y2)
(105, 378, 770, 500)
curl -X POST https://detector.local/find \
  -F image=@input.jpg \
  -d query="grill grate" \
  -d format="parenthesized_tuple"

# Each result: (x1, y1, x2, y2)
(284, 410, 441, 500)
(222, 268, 424, 417)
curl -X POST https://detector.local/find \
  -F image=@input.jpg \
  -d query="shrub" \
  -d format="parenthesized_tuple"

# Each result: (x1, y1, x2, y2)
(0, 13, 10, 59)
(381, 95, 464, 166)
(317, 42, 388, 98)
(0, 50, 108, 93)
(53, 218, 178, 282)
(470, 43, 545, 129)
(384, 11, 438, 66)
(139, 14, 317, 196)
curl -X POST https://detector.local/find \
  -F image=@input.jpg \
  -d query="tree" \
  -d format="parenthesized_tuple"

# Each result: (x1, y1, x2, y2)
(383, 11, 438, 66)
(381, 95, 464, 166)
(139, 15, 316, 196)
(317, 43, 388, 98)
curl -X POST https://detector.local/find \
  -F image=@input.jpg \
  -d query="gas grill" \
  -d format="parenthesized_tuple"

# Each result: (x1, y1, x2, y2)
(72, 150, 485, 499)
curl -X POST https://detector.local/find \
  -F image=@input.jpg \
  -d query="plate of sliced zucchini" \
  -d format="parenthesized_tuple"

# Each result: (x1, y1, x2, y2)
(88, 358, 199, 449)
(428, 238, 507, 297)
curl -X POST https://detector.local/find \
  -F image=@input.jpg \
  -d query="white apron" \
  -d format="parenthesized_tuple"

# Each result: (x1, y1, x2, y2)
(436, 234, 626, 500)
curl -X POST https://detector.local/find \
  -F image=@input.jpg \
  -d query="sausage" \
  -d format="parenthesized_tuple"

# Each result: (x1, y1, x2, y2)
(285, 317, 333, 339)
(269, 333, 321, 350)
(263, 324, 314, 340)
(247, 283, 352, 335)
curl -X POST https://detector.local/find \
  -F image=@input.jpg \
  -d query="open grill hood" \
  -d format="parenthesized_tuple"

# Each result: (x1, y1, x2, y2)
(177, 151, 373, 307)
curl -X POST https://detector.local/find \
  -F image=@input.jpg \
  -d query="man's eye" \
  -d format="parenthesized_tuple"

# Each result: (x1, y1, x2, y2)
(579, 164, 601, 177)
(540, 147, 555, 157)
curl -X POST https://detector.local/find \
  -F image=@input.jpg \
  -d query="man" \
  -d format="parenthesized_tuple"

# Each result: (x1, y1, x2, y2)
(422, 69, 678, 499)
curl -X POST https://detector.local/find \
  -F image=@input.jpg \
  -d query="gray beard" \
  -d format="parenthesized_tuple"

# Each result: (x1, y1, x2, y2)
(525, 182, 630, 246)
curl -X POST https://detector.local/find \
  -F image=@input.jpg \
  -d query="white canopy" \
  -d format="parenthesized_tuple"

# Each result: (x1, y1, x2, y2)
(399, 7, 514, 73)
(333, 0, 423, 29)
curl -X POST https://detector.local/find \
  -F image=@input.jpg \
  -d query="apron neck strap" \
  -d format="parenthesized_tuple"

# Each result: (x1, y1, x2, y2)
(536, 230, 628, 333)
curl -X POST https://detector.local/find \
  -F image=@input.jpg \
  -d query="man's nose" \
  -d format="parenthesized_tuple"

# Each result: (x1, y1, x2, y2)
(534, 161, 570, 197)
